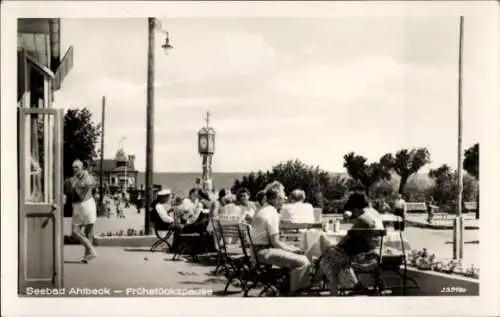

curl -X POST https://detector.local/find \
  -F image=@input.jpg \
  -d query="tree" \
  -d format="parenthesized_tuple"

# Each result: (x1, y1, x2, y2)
(428, 164, 479, 214)
(343, 152, 391, 196)
(63, 108, 101, 179)
(463, 143, 479, 179)
(232, 159, 349, 213)
(463, 143, 479, 218)
(380, 148, 431, 195)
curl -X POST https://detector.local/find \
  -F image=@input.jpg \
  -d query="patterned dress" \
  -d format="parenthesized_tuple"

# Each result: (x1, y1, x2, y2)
(318, 208, 382, 291)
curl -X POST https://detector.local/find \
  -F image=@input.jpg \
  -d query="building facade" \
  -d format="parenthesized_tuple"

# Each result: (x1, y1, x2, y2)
(91, 149, 138, 193)
(17, 18, 73, 293)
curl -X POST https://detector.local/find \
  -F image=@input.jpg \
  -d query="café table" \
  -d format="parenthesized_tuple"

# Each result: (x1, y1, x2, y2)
(299, 228, 412, 262)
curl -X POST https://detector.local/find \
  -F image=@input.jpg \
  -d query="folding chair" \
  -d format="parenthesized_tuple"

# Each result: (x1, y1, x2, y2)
(238, 223, 290, 297)
(215, 219, 247, 295)
(340, 228, 387, 296)
(211, 217, 226, 276)
(150, 205, 176, 252)
(381, 218, 420, 295)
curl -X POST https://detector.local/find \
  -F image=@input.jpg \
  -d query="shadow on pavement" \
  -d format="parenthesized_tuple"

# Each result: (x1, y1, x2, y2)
(211, 290, 242, 296)
(445, 240, 479, 244)
(180, 279, 226, 285)
(64, 260, 86, 264)
(123, 248, 156, 252)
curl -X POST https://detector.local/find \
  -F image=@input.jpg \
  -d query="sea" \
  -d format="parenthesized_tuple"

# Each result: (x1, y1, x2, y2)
(136, 171, 434, 198)
(136, 172, 246, 196)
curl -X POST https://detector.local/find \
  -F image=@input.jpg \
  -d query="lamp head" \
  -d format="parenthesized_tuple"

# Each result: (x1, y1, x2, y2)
(162, 32, 174, 53)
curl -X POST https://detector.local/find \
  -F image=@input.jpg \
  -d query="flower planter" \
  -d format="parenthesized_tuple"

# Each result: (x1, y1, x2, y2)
(64, 228, 159, 248)
(405, 267, 479, 296)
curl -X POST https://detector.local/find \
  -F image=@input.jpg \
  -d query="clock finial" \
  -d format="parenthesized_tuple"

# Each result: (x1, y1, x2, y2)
(205, 111, 211, 128)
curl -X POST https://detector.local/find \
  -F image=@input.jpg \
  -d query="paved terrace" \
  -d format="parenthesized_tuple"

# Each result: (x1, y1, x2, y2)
(63, 207, 480, 296)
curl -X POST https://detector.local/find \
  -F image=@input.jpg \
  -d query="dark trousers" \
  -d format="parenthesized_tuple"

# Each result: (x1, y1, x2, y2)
(393, 208, 405, 230)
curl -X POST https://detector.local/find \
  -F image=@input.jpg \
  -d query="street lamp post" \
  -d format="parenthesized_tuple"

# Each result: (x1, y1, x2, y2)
(145, 17, 173, 235)
(453, 16, 465, 260)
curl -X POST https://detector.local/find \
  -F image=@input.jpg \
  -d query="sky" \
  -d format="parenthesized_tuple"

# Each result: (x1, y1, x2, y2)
(55, 17, 484, 173)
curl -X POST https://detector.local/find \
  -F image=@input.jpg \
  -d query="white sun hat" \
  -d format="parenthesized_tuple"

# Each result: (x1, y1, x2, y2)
(157, 189, 172, 196)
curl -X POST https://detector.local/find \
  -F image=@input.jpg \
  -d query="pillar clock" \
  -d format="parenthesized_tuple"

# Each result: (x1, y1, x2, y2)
(197, 112, 216, 192)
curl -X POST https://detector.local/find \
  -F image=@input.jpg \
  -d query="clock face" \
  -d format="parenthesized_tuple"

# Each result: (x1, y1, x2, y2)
(199, 136, 208, 149)
(208, 137, 214, 150)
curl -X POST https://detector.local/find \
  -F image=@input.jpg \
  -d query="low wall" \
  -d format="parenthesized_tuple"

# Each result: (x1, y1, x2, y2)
(392, 267, 479, 296)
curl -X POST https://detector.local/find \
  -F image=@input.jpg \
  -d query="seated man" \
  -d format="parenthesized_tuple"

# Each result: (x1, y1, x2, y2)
(251, 186, 311, 294)
(280, 189, 315, 223)
(152, 189, 175, 224)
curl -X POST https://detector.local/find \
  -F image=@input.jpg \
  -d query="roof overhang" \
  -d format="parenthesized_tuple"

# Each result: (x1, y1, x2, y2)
(18, 19, 60, 72)
(26, 53, 55, 79)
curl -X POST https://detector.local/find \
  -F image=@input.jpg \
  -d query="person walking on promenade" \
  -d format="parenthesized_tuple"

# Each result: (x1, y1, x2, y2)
(392, 194, 407, 230)
(65, 159, 98, 263)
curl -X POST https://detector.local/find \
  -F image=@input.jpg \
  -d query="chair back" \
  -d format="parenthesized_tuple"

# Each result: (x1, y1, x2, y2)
(238, 223, 262, 267)
(211, 217, 223, 252)
(348, 228, 387, 257)
(216, 218, 241, 256)
(280, 222, 323, 246)
(219, 214, 244, 222)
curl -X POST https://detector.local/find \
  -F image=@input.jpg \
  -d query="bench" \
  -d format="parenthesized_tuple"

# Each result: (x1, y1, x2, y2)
(464, 201, 478, 212)
(406, 202, 428, 213)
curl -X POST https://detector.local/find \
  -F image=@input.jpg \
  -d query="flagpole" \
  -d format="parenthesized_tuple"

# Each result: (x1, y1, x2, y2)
(453, 16, 464, 260)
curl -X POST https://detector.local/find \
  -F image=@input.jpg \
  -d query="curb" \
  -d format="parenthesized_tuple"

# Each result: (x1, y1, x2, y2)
(64, 235, 158, 247)
(405, 220, 479, 230)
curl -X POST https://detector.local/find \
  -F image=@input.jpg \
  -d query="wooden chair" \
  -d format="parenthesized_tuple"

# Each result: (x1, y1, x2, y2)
(341, 228, 387, 296)
(238, 223, 290, 297)
(210, 217, 225, 276)
(215, 219, 247, 295)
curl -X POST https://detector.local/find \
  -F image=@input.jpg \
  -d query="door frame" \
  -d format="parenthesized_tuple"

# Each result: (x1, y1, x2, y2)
(18, 107, 64, 292)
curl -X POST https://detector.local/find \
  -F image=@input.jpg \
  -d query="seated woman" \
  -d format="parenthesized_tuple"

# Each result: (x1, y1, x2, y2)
(171, 188, 212, 252)
(218, 188, 252, 223)
(319, 192, 384, 296)
(235, 187, 257, 222)
(178, 188, 203, 224)
(280, 189, 315, 223)
(251, 186, 311, 295)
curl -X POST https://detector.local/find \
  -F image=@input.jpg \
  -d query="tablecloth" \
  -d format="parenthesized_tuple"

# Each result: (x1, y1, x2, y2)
(300, 229, 412, 262)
